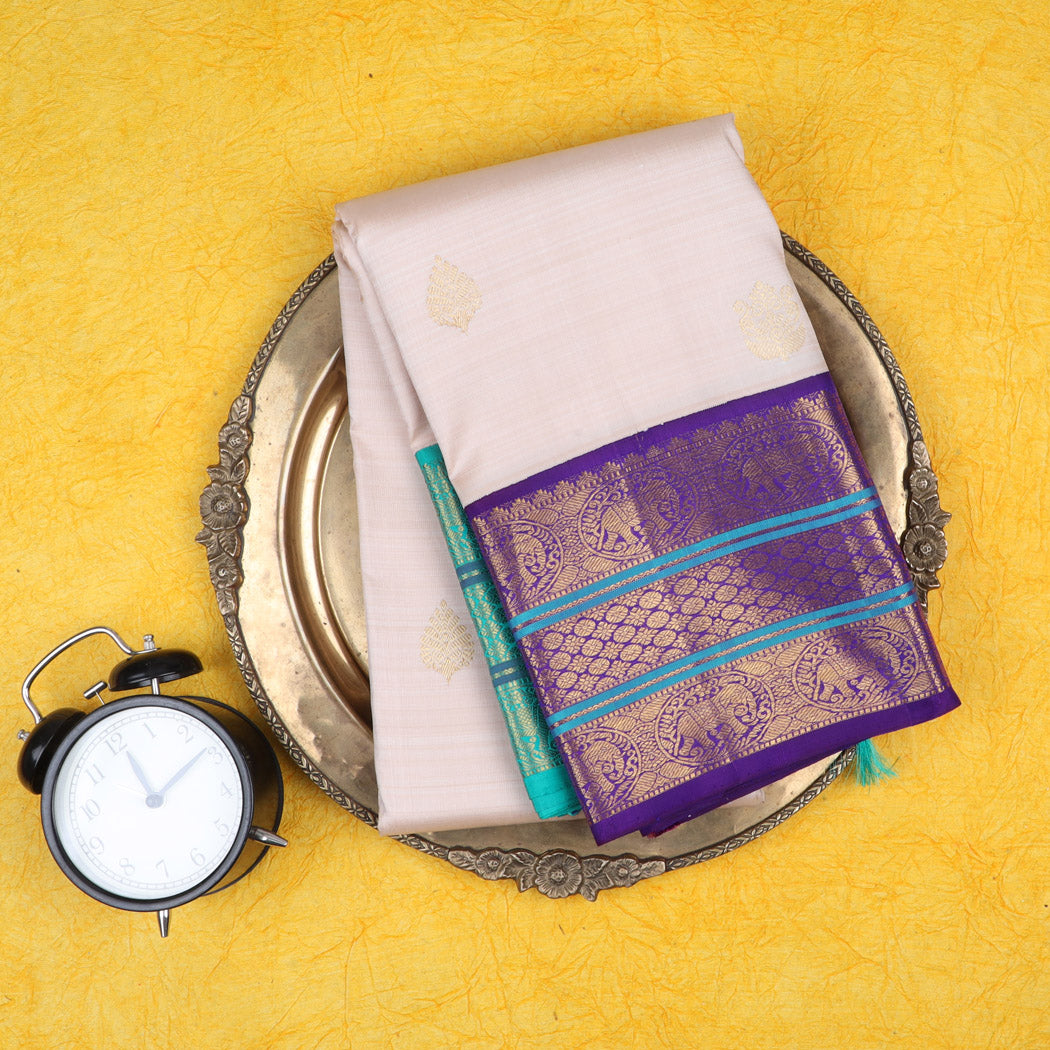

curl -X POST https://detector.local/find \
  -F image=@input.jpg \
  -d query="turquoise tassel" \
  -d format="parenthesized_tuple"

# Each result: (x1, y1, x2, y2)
(854, 738, 897, 786)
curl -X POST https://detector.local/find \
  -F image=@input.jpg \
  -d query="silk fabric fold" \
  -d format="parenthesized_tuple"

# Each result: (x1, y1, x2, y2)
(333, 114, 959, 842)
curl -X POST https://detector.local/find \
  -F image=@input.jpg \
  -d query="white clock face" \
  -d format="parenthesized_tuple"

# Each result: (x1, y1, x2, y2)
(50, 704, 246, 901)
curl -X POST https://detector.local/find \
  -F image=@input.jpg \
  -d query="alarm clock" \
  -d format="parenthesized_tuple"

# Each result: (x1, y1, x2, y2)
(17, 626, 287, 938)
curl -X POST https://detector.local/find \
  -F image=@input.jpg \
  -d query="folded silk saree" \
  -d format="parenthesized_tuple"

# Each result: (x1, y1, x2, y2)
(334, 114, 959, 844)
(335, 247, 570, 835)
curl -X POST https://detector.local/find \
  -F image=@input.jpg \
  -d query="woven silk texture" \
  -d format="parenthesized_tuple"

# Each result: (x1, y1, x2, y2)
(415, 443, 579, 820)
(332, 114, 959, 844)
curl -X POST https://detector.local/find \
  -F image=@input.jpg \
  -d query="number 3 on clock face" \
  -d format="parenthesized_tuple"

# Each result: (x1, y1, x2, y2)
(46, 703, 250, 904)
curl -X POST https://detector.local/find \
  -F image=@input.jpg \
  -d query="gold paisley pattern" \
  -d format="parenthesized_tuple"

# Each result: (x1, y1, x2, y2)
(420, 600, 475, 681)
(426, 256, 482, 332)
(733, 280, 807, 360)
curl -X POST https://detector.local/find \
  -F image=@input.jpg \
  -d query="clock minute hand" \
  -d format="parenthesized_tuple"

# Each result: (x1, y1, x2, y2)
(155, 748, 208, 801)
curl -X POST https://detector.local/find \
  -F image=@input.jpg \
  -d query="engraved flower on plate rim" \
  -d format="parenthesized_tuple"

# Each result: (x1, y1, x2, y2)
(473, 849, 513, 881)
(603, 857, 646, 884)
(901, 522, 948, 571)
(200, 481, 246, 530)
(218, 421, 253, 458)
(208, 550, 243, 590)
(908, 466, 937, 498)
(533, 852, 584, 898)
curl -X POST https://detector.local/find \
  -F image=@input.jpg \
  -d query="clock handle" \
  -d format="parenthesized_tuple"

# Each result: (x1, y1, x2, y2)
(16, 627, 146, 794)
(20, 626, 138, 724)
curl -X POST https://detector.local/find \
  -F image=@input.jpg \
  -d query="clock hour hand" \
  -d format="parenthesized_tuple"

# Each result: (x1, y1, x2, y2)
(155, 748, 208, 802)
(126, 750, 158, 798)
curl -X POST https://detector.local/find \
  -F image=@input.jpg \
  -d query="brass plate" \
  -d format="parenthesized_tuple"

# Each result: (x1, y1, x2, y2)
(199, 234, 950, 900)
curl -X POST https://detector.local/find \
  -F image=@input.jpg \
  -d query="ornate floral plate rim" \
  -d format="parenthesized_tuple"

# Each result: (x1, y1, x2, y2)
(197, 233, 950, 900)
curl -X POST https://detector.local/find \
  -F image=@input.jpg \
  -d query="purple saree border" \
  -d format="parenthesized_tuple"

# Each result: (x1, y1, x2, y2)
(464, 371, 959, 846)
(465, 372, 838, 520)
(590, 685, 960, 845)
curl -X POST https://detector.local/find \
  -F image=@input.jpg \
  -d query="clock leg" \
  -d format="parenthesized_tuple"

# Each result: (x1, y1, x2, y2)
(156, 909, 170, 938)
(248, 826, 288, 848)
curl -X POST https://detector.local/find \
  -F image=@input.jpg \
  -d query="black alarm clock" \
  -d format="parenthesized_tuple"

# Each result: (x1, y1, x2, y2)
(17, 626, 287, 937)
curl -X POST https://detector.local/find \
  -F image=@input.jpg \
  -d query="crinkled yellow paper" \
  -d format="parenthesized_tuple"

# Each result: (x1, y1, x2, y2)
(1, 3, 1047, 1047)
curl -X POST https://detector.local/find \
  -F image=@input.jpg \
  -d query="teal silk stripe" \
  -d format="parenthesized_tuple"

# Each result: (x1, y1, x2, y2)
(457, 560, 487, 582)
(507, 486, 877, 631)
(489, 659, 519, 678)
(524, 766, 584, 821)
(513, 490, 881, 640)
(492, 668, 526, 684)
(414, 444, 580, 817)
(549, 584, 917, 736)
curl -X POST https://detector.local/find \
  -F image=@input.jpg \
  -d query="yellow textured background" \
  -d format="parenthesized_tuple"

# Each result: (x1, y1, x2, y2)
(2, 3, 1047, 1047)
